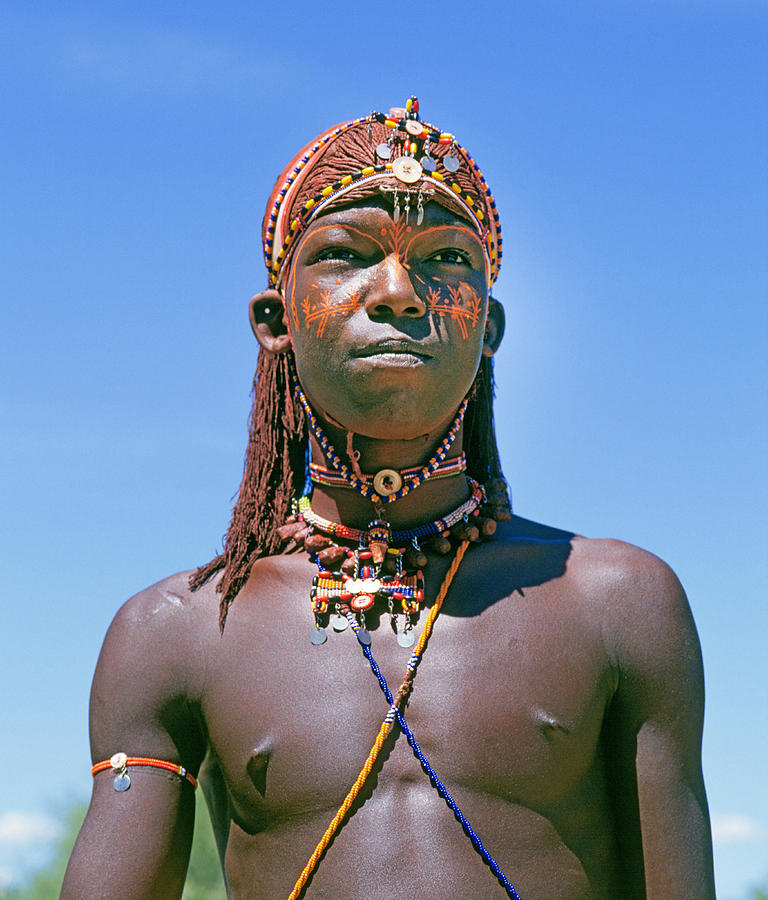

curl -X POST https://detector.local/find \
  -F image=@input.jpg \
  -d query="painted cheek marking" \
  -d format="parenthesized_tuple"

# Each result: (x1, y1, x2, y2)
(300, 288, 363, 338)
(424, 282, 484, 340)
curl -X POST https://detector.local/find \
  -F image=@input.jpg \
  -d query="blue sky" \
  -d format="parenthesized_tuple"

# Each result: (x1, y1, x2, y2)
(1, 2, 766, 896)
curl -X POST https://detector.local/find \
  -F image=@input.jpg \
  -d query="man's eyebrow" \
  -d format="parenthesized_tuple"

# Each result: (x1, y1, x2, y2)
(301, 221, 386, 253)
(404, 224, 485, 257)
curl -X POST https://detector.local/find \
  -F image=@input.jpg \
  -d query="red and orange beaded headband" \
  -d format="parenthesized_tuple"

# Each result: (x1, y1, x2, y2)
(262, 96, 503, 289)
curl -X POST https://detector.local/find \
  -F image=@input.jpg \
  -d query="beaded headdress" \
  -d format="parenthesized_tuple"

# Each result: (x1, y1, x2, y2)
(262, 96, 502, 289)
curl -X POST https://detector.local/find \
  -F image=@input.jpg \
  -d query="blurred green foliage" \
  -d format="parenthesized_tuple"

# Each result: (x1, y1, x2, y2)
(0, 796, 226, 899)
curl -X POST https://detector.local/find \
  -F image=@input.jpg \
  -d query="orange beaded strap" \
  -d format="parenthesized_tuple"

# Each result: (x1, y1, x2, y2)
(92, 752, 198, 791)
(288, 541, 469, 900)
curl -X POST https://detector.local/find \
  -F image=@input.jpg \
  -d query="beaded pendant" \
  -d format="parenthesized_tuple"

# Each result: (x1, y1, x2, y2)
(308, 539, 425, 647)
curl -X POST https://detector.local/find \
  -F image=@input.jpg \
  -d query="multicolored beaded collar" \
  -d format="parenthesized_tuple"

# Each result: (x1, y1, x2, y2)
(263, 96, 502, 289)
(298, 481, 483, 548)
(309, 452, 466, 492)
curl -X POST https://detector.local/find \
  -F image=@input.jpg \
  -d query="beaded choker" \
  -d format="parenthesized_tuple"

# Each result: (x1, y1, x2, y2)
(292, 368, 468, 506)
(309, 452, 466, 492)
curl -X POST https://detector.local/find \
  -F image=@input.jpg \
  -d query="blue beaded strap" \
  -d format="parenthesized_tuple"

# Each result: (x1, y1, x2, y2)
(349, 619, 522, 899)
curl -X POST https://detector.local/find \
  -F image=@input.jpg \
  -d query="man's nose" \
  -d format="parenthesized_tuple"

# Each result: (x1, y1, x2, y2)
(364, 253, 427, 318)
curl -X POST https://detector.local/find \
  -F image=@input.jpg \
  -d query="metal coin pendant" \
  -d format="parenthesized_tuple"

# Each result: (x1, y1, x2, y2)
(356, 627, 372, 646)
(421, 155, 437, 173)
(397, 629, 416, 648)
(113, 772, 131, 792)
(392, 156, 423, 184)
(331, 613, 349, 632)
(444, 154, 461, 173)
(373, 468, 403, 497)
(376, 142, 392, 160)
(310, 626, 327, 646)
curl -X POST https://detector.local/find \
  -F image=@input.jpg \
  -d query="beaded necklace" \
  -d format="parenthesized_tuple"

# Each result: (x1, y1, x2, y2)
(287, 542, 521, 900)
(309, 452, 466, 492)
(298, 480, 482, 548)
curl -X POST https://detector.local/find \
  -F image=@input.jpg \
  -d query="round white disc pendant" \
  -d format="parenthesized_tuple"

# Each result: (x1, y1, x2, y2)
(392, 156, 423, 184)
(373, 468, 403, 496)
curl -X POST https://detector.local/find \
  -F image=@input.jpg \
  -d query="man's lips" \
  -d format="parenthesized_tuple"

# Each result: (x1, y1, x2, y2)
(351, 339, 434, 360)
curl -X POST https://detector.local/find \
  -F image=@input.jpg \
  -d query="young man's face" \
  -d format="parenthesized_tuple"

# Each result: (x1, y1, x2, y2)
(284, 198, 491, 441)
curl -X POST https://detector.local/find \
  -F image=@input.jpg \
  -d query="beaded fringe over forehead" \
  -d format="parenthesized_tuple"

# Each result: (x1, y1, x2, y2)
(262, 105, 503, 289)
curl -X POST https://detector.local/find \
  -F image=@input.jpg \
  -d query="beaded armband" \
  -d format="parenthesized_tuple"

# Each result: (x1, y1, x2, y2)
(92, 753, 198, 792)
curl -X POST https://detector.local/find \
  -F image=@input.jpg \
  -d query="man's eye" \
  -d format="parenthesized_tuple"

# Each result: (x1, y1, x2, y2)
(314, 247, 360, 263)
(427, 249, 472, 265)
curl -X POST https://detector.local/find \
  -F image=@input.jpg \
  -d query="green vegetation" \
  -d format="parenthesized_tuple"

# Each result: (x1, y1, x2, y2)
(0, 797, 226, 899)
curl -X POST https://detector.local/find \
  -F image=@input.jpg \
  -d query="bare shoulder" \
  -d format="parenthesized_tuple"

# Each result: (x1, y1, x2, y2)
(496, 516, 698, 669)
(100, 570, 220, 678)
(89, 571, 220, 769)
(565, 535, 693, 643)
(559, 534, 704, 718)
(566, 533, 685, 605)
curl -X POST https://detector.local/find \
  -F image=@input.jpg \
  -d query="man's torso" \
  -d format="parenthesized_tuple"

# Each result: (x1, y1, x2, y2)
(173, 520, 633, 898)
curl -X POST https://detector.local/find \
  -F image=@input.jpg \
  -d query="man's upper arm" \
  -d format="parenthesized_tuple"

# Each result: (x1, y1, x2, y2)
(62, 577, 207, 900)
(605, 545, 715, 899)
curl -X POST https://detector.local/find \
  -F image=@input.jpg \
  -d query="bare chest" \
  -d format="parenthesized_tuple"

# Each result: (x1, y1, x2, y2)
(199, 553, 615, 834)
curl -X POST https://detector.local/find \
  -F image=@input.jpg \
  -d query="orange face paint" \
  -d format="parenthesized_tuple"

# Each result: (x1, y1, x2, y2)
(289, 214, 487, 339)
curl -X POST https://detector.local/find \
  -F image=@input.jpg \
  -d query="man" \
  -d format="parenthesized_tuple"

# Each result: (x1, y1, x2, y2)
(63, 98, 715, 898)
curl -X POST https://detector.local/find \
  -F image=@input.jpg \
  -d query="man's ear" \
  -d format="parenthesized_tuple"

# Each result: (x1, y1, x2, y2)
(482, 296, 505, 357)
(249, 289, 293, 354)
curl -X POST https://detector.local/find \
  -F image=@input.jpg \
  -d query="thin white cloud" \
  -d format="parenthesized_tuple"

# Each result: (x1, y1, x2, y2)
(0, 811, 59, 847)
(3, 13, 276, 94)
(711, 812, 762, 845)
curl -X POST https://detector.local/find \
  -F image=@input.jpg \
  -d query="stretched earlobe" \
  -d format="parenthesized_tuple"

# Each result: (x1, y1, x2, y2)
(249, 290, 293, 354)
(482, 296, 505, 357)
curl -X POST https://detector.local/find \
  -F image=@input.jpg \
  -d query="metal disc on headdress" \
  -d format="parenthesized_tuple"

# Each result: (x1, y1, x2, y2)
(376, 142, 392, 160)
(444, 154, 461, 173)
(421, 155, 437, 173)
(392, 156, 423, 184)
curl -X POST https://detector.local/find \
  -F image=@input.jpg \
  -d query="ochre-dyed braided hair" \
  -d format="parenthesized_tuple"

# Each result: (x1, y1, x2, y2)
(190, 100, 511, 628)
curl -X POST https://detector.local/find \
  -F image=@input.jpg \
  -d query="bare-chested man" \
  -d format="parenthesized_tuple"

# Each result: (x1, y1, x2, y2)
(62, 98, 715, 899)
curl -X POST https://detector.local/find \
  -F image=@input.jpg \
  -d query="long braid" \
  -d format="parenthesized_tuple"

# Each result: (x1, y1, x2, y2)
(189, 348, 307, 629)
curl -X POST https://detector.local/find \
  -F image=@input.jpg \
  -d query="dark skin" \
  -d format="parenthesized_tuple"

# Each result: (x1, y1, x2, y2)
(63, 199, 715, 899)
